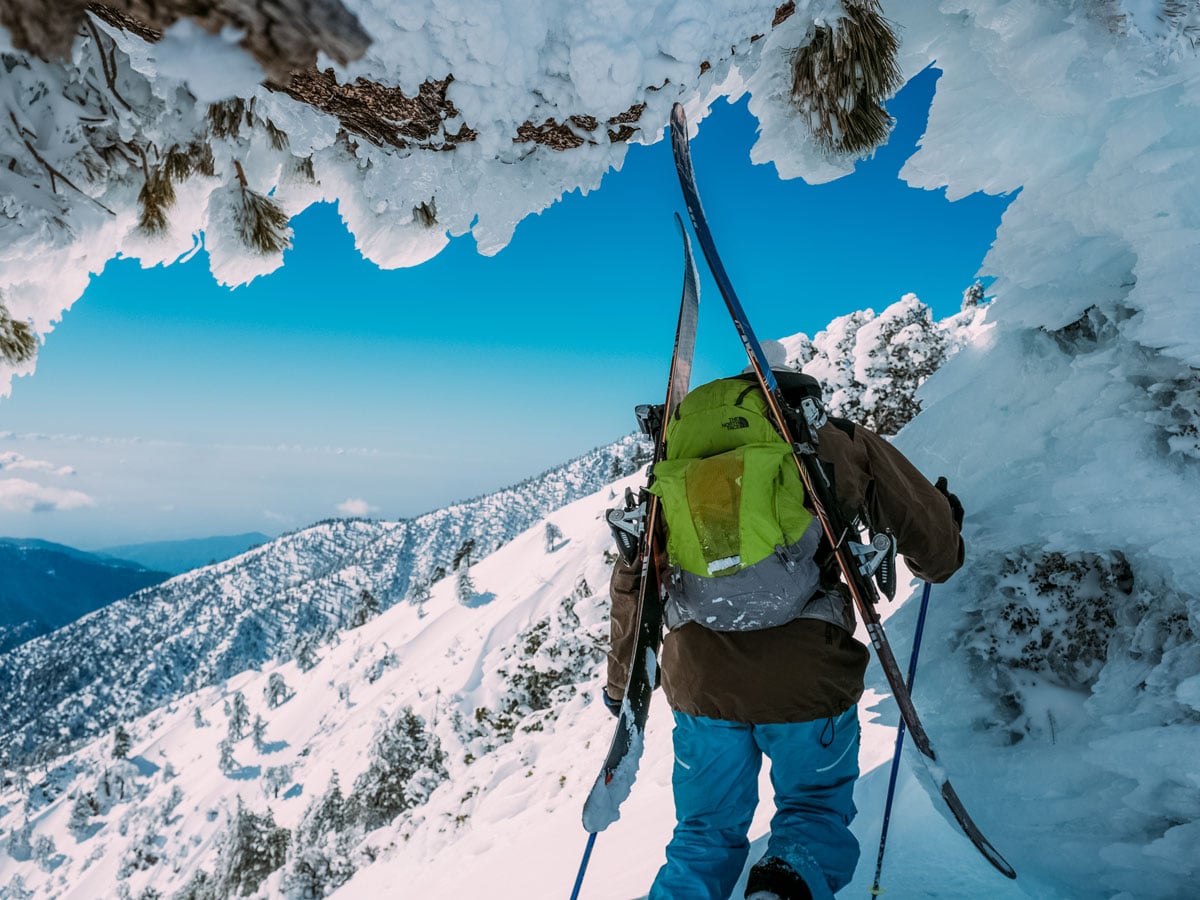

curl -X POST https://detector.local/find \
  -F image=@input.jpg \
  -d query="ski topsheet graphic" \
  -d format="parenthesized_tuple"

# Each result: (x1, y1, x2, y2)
(668, 101, 1017, 881)
(582, 213, 699, 833)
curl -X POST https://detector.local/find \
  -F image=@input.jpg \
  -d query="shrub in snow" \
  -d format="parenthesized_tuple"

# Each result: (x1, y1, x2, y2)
(2, 874, 33, 900)
(263, 765, 293, 800)
(116, 819, 162, 877)
(32, 833, 59, 871)
(850, 298, 948, 435)
(467, 591, 605, 750)
(970, 550, 1131, 690)
(1147, 372, 1200, 459)
(5, 819, 32, 861)
(347, 708, 448, 831)
(958, 549, 1197, 742)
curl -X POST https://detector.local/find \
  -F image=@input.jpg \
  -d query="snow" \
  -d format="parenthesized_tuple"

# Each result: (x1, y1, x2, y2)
(3, 0, 1200, 897)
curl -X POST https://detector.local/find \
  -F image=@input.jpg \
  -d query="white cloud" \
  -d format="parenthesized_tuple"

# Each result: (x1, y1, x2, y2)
(0, 478, 95, 513)
(336, 498, 378, 517)
(0, 451, 75, 476)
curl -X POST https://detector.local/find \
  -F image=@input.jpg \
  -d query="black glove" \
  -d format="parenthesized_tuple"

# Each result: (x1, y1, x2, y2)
(935, 476, 964, 530)
(602, 691, 622, 718)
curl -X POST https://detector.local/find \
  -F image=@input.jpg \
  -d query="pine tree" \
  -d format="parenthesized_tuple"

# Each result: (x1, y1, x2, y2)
(213, 796, 289, 897)
(68, 792, 96, 838)
(112, 723, 132, 760)
(265, 672, 292, 709)
(218, 739, 238, 775)
(544, 521, 564, 552)
(408, 573, 431, 618)
(348, 708, 448, 831)
(962, 280, 986, 309)
(295, 634, 321, 672)
(283, 772, 355, 897)
(226, 691, 250, 742)
(350, 588, 381, 627)
(251, 715, 268, 753)
(456, 563, 476, 605)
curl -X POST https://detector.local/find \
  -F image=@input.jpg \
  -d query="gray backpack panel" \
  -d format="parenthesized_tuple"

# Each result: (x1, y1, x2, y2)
(662, 517, 850, 633)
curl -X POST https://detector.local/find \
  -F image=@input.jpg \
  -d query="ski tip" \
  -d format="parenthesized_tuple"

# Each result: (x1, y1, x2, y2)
(670, 101, 686, 130)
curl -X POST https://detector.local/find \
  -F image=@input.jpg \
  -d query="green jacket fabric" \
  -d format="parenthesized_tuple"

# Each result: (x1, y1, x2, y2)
(606, 416, 965, 724)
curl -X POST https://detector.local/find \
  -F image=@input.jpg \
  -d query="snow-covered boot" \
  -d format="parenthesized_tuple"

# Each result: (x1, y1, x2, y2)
(745, 856, 813, 900)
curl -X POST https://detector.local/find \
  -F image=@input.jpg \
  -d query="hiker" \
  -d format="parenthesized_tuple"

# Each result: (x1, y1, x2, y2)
(604, 368, 965, 900)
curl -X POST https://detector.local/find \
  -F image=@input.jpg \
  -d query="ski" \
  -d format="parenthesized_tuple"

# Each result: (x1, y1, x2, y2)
(581, 212, 700, 833)
(668, 101, 1017, 881)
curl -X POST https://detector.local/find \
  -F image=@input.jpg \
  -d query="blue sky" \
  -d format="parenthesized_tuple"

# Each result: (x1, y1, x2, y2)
(0, 68, 1013, 548)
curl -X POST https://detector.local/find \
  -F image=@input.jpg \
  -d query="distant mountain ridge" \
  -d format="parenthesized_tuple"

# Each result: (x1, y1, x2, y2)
(98, 532, 272, 575)
(0, 538, 170, 654)
(0, 435, 649, 766)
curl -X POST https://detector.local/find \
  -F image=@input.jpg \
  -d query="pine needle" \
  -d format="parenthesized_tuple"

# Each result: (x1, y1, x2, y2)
(231, 163, 292, 255)
(137, 166, 176, 235)
(788, 0, 903, 155)
(208, 99, 247, 140)
(413, 199, 437, 228)
(0, 300, 38, 365)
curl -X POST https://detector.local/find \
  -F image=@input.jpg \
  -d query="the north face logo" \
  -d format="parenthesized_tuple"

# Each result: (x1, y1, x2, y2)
(722, 416, 750, 430)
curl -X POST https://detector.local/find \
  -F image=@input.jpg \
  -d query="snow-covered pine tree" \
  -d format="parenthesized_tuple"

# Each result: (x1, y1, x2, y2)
(349, 588, 381, 627)
(407, 573, 431, 618)
(851, 295, 947, 435)
(251, 715, 267, 753)
(456, 563, 476, 605)
(181, 797, 289, 899)
(112, 723, 132, 760)
(225, 691, 250, 743)
(544, 521, 564, 552)
(348, 708, 448, 831)
(265, 673, 292, 709)
(67, 791, 96, 838)
(282, 771, 356, 898)
(962, 280, 986, 310)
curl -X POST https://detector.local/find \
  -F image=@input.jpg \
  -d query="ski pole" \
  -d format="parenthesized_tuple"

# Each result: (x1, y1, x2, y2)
(869, 581, 932, 897)
(570, 831, 598, 900)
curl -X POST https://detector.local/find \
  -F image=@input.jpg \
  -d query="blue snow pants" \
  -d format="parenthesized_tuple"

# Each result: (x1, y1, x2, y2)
(647, 707, 860, 900)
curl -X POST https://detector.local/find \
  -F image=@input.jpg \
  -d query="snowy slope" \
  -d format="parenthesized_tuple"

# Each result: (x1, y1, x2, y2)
(3, 1, 1200, 897)
(0, 435, 647, 767)
(0, 467, 1040, 900)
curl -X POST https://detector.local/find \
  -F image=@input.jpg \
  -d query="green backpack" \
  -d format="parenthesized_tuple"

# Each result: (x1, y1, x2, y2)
(648, 377, 827, 632)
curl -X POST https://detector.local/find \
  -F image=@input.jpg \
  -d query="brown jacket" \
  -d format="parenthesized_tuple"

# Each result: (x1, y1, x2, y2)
(606, 418, 964, 724)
